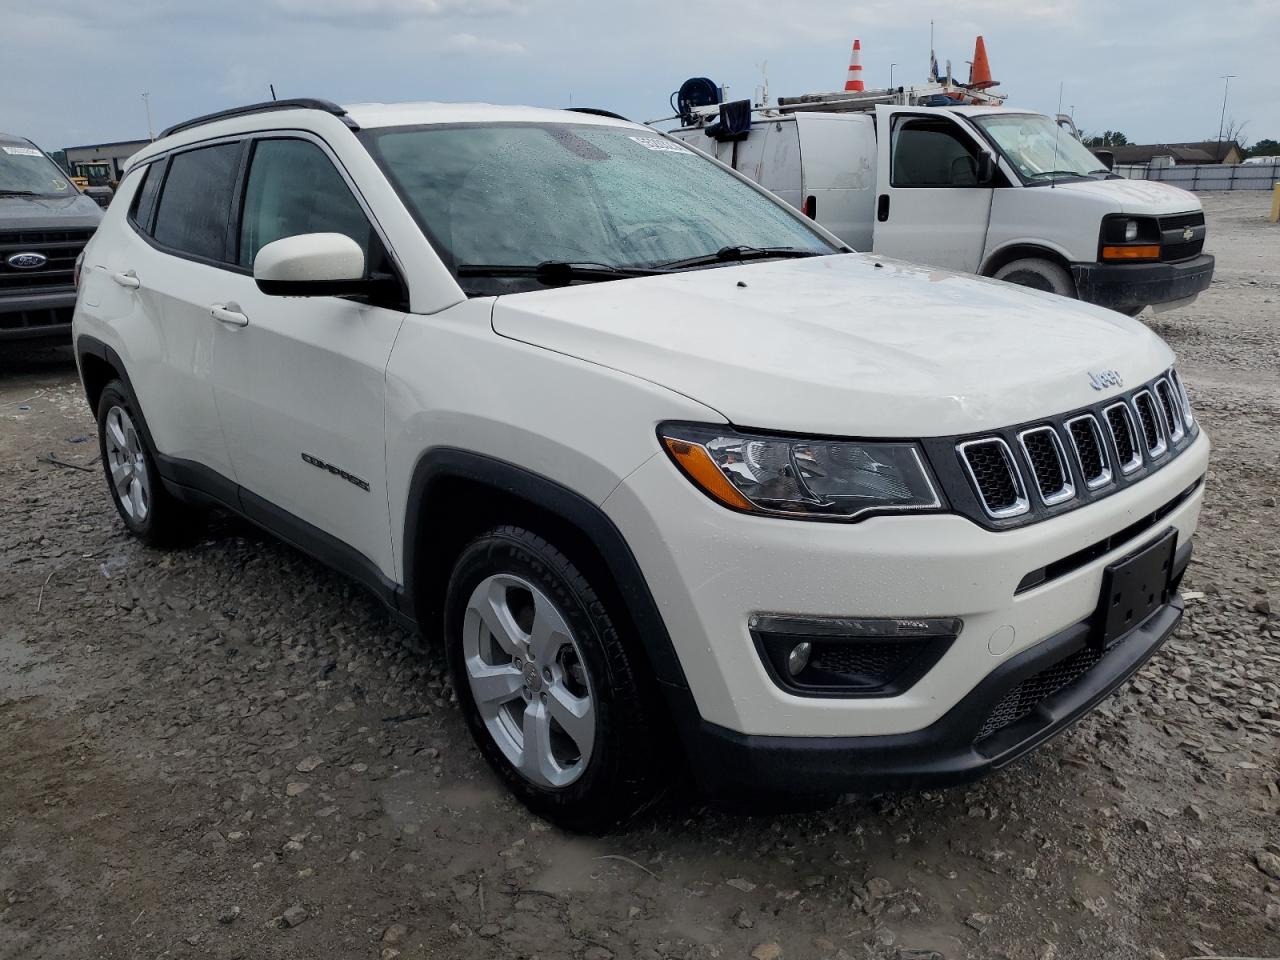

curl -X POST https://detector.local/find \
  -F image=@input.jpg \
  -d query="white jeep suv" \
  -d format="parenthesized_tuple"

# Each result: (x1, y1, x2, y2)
(73, 98, 1209, 830)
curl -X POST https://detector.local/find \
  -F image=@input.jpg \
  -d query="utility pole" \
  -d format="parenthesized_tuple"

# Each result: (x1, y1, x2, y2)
(890, 63, 897, 89)
(1216, 74, 1236, 161)
(142, 92, 154, 141)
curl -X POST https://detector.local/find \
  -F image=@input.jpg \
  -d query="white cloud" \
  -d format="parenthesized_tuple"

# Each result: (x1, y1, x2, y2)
(271, 0, 525, 18)
(443, 32, 526, 55)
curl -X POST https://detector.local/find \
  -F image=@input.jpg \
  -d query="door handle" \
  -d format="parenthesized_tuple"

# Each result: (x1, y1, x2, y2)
(210, 303, 249, 327)
(876, 194, 890, 222)
(113, 270, 140, 289)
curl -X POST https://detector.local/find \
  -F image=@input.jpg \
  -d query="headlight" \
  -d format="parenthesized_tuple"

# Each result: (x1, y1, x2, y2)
(1123, 219, 1139, 242)
(659, 423, 942, 521)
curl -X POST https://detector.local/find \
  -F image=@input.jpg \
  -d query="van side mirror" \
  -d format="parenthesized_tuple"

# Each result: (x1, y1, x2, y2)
(1093, 149, 1115, 171)
(976, 152, 997, 185)
(254, 233, 368, 297)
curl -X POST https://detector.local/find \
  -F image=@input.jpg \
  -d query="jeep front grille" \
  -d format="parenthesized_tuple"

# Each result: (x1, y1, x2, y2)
(945, 370, 1199, 528)
(1104, 402, 1142, 474)
(1017, 426, 1075, 506)
(958, 438, 1029, 519)
(1065, 414, 1112, 490)
(1154, 378, 1185, 443)
(1132, 390, 1167, 458)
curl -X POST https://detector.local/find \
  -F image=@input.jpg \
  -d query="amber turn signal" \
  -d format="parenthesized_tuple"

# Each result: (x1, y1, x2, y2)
(661, 437, 755, 511)
(1101, 245, 1160, 261)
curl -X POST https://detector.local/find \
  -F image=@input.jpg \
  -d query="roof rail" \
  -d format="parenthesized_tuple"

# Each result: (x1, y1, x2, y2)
(159, 98, 355, 140)
(563, 107, 631, 122)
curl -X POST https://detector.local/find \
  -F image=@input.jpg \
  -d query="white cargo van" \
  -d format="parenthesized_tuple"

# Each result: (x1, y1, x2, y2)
(672, 102, 1214, 315)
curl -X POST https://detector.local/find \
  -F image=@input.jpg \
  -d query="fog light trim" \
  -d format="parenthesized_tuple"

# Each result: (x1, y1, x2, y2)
(750, 614, 961, 699)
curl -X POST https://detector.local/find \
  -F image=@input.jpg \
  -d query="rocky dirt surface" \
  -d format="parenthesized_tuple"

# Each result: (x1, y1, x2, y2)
(1, 192, 1278, 960)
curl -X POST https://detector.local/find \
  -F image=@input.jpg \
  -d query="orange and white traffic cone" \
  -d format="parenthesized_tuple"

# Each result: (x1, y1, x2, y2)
(969, 35, 997, 89)
(844, 39, 865, 92)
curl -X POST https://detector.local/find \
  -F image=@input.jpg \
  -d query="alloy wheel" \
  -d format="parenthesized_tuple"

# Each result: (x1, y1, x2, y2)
(462, 573, 596, 788)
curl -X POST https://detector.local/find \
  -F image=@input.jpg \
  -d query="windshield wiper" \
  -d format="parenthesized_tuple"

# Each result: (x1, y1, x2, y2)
(1029, 170, 1088, 181)
(0, 190, 42, 197)
(456, 260, 667, 284)
(651, 245, 822, 270)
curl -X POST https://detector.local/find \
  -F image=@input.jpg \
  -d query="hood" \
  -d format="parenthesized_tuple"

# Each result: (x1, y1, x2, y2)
(1050, 177, 1200, 216)
(0, 192, 104, 231)
(491, 254, 1175, 437)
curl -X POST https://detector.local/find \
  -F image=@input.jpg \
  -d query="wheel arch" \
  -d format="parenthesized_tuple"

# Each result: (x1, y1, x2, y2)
(75, 335, 163, 457)
(401, 449, 695, 701)
(980, 241, 1074, 278)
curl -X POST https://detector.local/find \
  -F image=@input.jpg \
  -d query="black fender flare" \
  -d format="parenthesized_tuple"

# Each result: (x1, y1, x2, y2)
(400, 447, 695, 699)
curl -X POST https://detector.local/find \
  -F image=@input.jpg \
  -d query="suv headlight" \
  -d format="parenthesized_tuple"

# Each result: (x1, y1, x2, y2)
(659, 423, 943, 521)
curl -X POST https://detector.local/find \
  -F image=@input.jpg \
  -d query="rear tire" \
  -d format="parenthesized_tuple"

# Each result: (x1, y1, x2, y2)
(992, 257, 1077, 299)
(444, 525, 663, 832)
(95, 380, 199, 547)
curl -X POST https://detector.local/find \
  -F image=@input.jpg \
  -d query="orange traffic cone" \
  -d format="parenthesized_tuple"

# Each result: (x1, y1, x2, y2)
(969, 35, 997, 89)
(844, 39, 865, 92)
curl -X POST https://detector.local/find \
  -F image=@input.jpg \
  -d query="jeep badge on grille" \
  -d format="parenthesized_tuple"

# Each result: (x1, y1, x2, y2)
(1088, 369, 1123, 391)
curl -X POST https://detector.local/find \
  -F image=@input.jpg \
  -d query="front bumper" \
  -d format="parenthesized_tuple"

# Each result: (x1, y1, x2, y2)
(0, 288, 76, 342)
(683, 589, 1184, 796)
(1072, 253, 1214, 311)
(603, 431, 1208, 742)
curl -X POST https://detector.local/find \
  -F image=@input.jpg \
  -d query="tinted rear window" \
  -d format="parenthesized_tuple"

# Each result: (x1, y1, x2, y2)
(128, 163, 162, 231)
(152, 142, 241, 261)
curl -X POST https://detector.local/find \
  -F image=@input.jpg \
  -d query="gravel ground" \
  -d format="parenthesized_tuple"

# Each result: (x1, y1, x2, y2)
(1, 192, 1278, 960)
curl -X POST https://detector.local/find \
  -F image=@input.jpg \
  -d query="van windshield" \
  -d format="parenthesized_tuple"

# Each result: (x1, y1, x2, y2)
(0, 143, 75, 197)
(973, 114, 1111, 183)
(361, 122, 837, 294)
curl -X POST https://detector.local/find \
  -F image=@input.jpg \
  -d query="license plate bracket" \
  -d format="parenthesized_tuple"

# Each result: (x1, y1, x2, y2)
(1094, 528, 1177, 648)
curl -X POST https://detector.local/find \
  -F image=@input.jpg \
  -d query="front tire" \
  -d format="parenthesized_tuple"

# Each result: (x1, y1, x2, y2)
(992, 257, 1077, 299)
(96, 380, 198, 546)
(444, 526, 663, 831)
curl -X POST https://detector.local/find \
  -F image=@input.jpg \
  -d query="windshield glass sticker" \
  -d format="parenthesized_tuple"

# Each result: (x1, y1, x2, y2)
(628, 136, 691, 154)
(2, 146, 44, 157)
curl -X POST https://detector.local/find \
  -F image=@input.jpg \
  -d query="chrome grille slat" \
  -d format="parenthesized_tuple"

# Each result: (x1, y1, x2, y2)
(1168, 368, 1194, 430)
(1154, 378, 1185, 443)
(1104, 402, 1143, 474)
(1132, 390, 1168, 458)
(1017, 426, 1075, 506)
(1065, 414, 1112, 490)
(958, 438, 1029, 519)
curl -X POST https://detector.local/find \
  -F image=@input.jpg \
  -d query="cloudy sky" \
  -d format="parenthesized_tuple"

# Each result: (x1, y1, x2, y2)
(4, 0, 1275, 152)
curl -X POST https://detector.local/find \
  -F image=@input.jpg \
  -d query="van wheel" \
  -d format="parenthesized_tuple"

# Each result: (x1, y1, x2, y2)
(992, 258, 1077, 298)
(444, 526, 662, 832)
(96, 380, 198, 546)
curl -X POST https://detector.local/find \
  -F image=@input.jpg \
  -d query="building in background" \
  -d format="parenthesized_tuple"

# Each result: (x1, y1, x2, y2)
(63, 138, 151, 185)
(1113, 140, 1245, 167)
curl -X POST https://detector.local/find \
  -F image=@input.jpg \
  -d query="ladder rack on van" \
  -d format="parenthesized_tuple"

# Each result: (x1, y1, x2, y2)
(655, 80, 1004, 127)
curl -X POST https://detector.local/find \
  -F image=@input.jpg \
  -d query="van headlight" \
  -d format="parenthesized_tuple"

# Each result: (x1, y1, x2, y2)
(659, 423, 943, 521)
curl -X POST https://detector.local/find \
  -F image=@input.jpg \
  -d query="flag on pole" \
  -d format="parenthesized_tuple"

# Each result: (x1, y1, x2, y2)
(929, 50, 939, 82)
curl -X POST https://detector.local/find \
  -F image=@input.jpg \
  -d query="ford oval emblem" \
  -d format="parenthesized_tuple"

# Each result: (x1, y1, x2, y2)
(6, 252, 47, 270)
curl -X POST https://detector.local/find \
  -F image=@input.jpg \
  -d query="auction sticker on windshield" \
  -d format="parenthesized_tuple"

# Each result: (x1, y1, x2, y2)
(628, 136, 692, 154)
(2, 146, 44, 157)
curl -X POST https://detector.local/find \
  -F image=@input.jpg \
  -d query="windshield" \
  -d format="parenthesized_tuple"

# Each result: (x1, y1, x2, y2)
(973, 114, 1111, 182)
(361, 122, 837, 294)
(0, 143, 75, 197)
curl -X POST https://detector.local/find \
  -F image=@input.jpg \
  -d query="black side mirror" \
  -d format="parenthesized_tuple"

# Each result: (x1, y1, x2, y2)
(1093, 149, 1115, 171)
(976, 152, 997, 185)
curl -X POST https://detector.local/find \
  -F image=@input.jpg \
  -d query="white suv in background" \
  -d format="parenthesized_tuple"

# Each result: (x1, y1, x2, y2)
(73, 98, 1209, 830)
